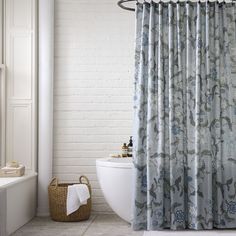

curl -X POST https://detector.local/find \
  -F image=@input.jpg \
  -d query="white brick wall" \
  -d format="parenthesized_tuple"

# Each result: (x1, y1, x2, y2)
(54, 0, 135, 213)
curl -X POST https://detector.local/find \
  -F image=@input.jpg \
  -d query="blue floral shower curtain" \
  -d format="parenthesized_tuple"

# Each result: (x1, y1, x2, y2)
(133, 1, 236, 230)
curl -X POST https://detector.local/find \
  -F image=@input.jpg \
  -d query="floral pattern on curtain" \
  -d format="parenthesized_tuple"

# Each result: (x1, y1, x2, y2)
(133, 1, 236, 230)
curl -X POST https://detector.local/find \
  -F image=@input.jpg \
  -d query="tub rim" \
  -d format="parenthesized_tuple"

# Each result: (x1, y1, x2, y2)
(96, 157, 133, 169)
(0, 171, 37, 189)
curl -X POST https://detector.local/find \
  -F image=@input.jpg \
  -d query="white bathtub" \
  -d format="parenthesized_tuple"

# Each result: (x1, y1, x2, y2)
(0, 172, 37, 236)
(96, 158, 133, 223)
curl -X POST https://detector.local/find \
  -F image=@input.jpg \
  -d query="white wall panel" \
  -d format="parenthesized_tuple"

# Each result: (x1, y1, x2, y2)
(11, 0, 32, 29)
(5, 0, 37, 171)
(9, 33, 32, 99)
(7, 104, 32, 168)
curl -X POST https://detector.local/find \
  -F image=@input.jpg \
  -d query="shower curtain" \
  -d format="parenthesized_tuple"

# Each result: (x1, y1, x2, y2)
(133, 1, 236, 230)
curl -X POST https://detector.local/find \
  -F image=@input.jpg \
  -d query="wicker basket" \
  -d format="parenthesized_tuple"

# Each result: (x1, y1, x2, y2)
(48, 176, 92, 222)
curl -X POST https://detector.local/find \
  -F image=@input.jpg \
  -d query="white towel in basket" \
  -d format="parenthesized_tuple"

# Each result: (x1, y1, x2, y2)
(66, 184, 90, 215)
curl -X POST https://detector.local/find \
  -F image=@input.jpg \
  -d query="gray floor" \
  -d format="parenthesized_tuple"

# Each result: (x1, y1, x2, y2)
(12, 214, 144, 236)
(144, 230, 236, 236)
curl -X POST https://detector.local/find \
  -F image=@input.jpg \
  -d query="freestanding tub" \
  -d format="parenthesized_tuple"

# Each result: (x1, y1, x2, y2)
(96, 158, 133, 223)
(0, 172, 37, 236)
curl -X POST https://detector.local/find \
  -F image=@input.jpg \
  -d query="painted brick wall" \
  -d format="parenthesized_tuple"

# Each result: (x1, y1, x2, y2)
(53, 0, 135, 213)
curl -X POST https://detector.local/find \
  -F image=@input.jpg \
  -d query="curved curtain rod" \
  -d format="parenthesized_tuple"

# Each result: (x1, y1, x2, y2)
(117, 0, 136, 11)
(117, 0, 236, 11)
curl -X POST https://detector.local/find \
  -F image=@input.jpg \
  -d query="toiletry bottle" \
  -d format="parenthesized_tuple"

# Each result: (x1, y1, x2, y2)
(127, 136, 133, 157)
(122, 143, 128, 157)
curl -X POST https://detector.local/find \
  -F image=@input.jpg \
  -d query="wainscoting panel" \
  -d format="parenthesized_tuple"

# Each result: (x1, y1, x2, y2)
(5, 0, 37, 172)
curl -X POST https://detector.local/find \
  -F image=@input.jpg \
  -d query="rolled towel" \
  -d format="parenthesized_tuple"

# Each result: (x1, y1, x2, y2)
(66, 184, 90, 215)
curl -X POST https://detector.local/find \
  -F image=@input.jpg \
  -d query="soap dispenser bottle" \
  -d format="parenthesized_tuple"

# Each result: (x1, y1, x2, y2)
(127, 136, 133, 157)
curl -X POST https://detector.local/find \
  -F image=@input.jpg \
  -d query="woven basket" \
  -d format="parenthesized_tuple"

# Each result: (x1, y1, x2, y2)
(48, 176, 92, 222)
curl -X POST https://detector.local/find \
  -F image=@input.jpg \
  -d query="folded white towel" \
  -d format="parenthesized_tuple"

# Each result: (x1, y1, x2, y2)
(66, 184, 90, 215)
(66, 185, 80, 216)
(74, 184, 90, 204)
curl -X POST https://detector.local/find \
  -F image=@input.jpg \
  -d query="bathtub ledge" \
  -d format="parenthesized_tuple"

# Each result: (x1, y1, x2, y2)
(0, 171, 37, 189)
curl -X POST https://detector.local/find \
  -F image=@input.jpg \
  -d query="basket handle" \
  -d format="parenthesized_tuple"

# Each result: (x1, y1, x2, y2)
(50, 177, 58, 187)
(79, 175, 90, 185)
